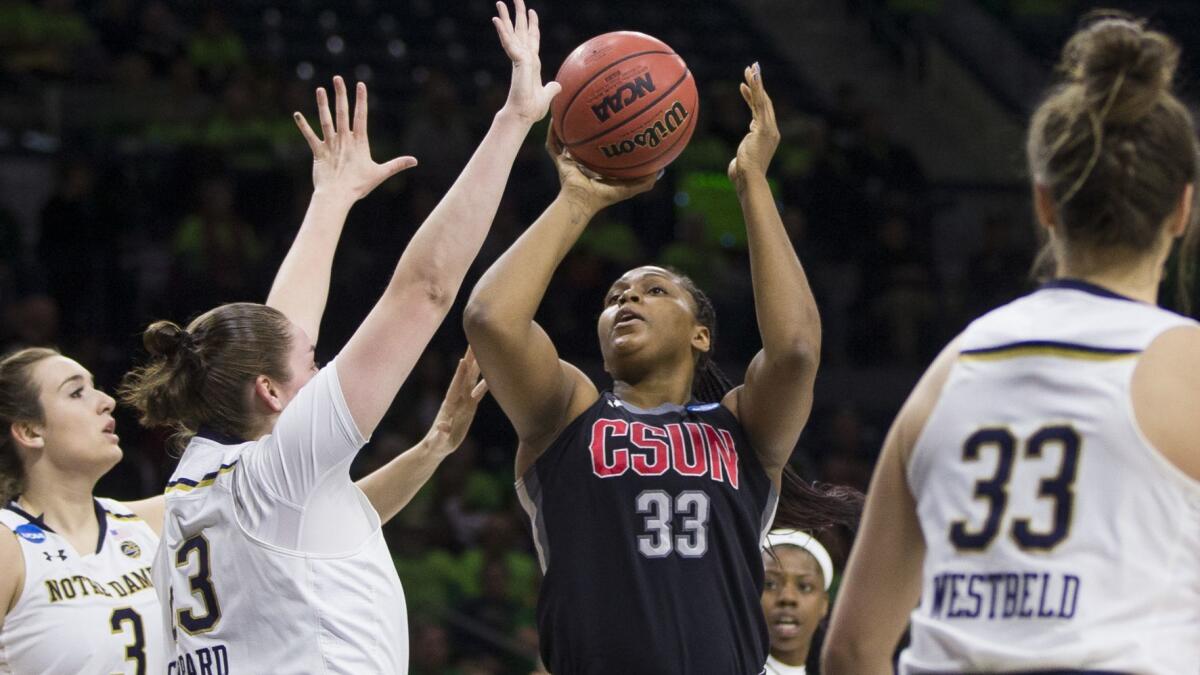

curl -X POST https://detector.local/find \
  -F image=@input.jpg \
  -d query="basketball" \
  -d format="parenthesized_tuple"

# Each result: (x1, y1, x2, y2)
(552, 31, 699, 179)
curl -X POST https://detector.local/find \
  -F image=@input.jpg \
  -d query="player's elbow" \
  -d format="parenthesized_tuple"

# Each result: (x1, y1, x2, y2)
(463, 297, 511, 343)
(770, 335, 820, 374)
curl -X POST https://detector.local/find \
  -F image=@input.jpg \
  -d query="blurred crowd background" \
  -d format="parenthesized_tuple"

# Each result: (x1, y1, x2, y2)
(1, 0, 1197, 672)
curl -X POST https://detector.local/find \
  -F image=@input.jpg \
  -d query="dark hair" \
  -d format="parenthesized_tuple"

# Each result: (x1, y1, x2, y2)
(774, 467, 864, 533)
(120, 302, 293, 446)
(668, 270, 736, 403)
(0, 348, 59, 503)
(1028, 11, 1199, 308)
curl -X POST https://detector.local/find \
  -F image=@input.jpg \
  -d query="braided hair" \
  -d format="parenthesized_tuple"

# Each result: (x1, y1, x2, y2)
(670, 269, 863, 532)
(667, 270, 735, 403)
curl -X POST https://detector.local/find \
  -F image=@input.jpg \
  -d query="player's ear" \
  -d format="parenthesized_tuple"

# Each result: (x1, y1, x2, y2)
(9, 421, 44, 450)
(252, 375, 285, 414)
(691, 325, 710, 355)
(1033, 183, 1059, 233)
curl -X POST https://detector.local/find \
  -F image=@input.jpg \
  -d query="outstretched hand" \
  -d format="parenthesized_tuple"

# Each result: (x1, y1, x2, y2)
(294, 76, 417, 203)
(493, 0, 560, 125)
(728, 63, 780, 188)
(546, 125, 658, 213)
(424, 348, 489, 459)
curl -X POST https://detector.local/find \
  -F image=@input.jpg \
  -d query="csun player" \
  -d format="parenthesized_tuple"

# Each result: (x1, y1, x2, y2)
(826, 13, 1200, 674)
(466, 65, 858, 674)
(118, 2, 557, 672)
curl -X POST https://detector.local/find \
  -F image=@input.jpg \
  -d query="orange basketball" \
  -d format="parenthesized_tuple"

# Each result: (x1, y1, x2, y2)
(552, 31, 699, 179)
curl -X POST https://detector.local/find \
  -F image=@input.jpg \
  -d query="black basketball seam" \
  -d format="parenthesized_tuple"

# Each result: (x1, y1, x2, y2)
(557, 49, 678, 144)
(566, 69, 692, 148)
(586, 91, 698, 173)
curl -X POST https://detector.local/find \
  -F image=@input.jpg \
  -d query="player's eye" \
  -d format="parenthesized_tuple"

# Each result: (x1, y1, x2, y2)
(70, 387, 84, 399)
(648, 286, 667, 295)
(605, 293, 619, 305)
(764, 578, 778, 590)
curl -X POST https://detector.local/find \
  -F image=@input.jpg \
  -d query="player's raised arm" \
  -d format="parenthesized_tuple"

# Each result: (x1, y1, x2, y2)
(355, 349, 487, 523)
(464, 127, 655, 455)
(336, 0, 559, 438)
(267, 76, 417, 345)
(720, 64, 821, 481)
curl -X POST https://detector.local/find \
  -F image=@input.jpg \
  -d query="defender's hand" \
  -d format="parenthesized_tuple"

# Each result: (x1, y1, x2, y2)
(424, 348, 488, 459)
(294, 76, 417, 202)
(494, 0, 560, 126)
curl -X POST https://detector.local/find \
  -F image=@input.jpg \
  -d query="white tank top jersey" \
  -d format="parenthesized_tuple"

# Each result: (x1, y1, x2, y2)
(0, 497, 164, 675)
(154, 361, 409, 675)
(903, 279, 1200, 674)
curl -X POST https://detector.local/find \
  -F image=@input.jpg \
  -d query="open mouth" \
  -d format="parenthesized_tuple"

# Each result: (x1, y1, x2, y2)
(772, 616, 802, 638)
(102, 419, 119, 442)
(614, 308, 644, 327)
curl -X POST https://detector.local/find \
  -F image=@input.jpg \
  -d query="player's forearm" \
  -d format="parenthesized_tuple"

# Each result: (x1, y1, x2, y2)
(387, 110, 532, 303)
(738, 173, 820, 363)
(465, 194, 593, 332)
(821, 641, 894, 675)
(266, 191, 356, 343)
(355, 438, 446, 524)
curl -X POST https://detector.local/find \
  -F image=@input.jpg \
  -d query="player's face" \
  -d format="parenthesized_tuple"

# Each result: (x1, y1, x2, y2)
(276, 322, 319, 408)
(28, 355, 122, 475)
(597, 266, 704, 369)
(761, 546, 829, 662)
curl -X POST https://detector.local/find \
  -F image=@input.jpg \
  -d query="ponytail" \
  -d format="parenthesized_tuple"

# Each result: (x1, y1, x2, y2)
(773, 465, 864, 533)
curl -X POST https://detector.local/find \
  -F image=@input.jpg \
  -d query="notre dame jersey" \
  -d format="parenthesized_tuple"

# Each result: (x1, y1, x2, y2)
(904, 279, 1200, 673)
(0, 497, 163, 675)
(517, 392, 778, 674)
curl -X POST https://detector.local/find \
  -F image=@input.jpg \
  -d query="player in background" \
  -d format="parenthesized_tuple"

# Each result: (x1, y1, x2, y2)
(761, 529, 835, 675)
(465, 64, 857, 674)
(118, 2, 557, 672)
(824, 13, 1200, 674)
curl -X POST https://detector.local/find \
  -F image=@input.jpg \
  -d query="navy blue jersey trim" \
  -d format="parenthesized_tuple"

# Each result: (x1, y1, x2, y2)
(93, 498, 107, 554)
(1041, 277, 1139, 303)
(4, 501, 53, 532)
(924, 670, 1128, 675)
(165, 460, 240, 492)
(961, 339, 1140, 357)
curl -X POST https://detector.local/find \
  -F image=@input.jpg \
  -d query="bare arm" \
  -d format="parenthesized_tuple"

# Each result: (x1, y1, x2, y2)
(720, 65, 820, 480)
(823, 338, 959, 674)
(464, 129, 655, 457)
(124, 496, 165, 537)
(0, 528, 21, 621)
(1132, 325, 1200, 481)
(356, 350, 487, 523)
(336, 0, 560, 438)
(268, 76, 417, 344)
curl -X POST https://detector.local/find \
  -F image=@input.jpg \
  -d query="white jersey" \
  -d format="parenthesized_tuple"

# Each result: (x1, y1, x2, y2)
(0, 497, 164, 675)
(903, 279, 1200, 674)
(154, 361, 409, 674)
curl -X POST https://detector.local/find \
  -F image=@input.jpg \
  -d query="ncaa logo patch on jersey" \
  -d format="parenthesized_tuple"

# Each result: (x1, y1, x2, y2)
(686, 402, 720, 412)
(121, 540, 142, 558)
(14, 523, 45, 544)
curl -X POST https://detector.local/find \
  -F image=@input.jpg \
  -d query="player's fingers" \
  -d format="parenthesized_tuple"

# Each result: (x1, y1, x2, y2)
(495, 1, 512, 31)
(470, 379, 489, 400)
(353, 81, 368, 135)
(739, 82, 753, 117)
(293, 112, 322, 154)
(381, 156, 418, 177)
(529, 8, 541, 52)
(333, 76, 350, 133)
(514, 0, 528, 36)
(546, 123, 564, 156)
(492, 16, 516, 57)
(316, 87, 334, 140)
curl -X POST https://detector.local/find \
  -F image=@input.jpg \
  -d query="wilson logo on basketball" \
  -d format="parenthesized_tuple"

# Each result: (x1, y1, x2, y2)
(598, 100, 690, 159)
(590, 72, 657, 122)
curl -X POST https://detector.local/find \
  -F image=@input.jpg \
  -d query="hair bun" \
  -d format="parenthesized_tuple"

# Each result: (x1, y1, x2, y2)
(143, 321, 194, 360)
(1064, 13, 1179, 125)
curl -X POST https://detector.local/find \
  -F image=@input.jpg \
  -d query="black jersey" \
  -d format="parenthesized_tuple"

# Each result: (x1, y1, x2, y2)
(517, 392, 778, 675)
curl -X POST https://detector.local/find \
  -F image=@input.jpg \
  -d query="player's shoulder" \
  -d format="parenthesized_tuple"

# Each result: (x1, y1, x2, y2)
(1132, 324, 1200, 482)
(0, 519, 24, 614)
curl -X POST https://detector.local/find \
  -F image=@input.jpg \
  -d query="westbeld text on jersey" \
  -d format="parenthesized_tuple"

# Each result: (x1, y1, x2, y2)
(928, 570, 1080, 621)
